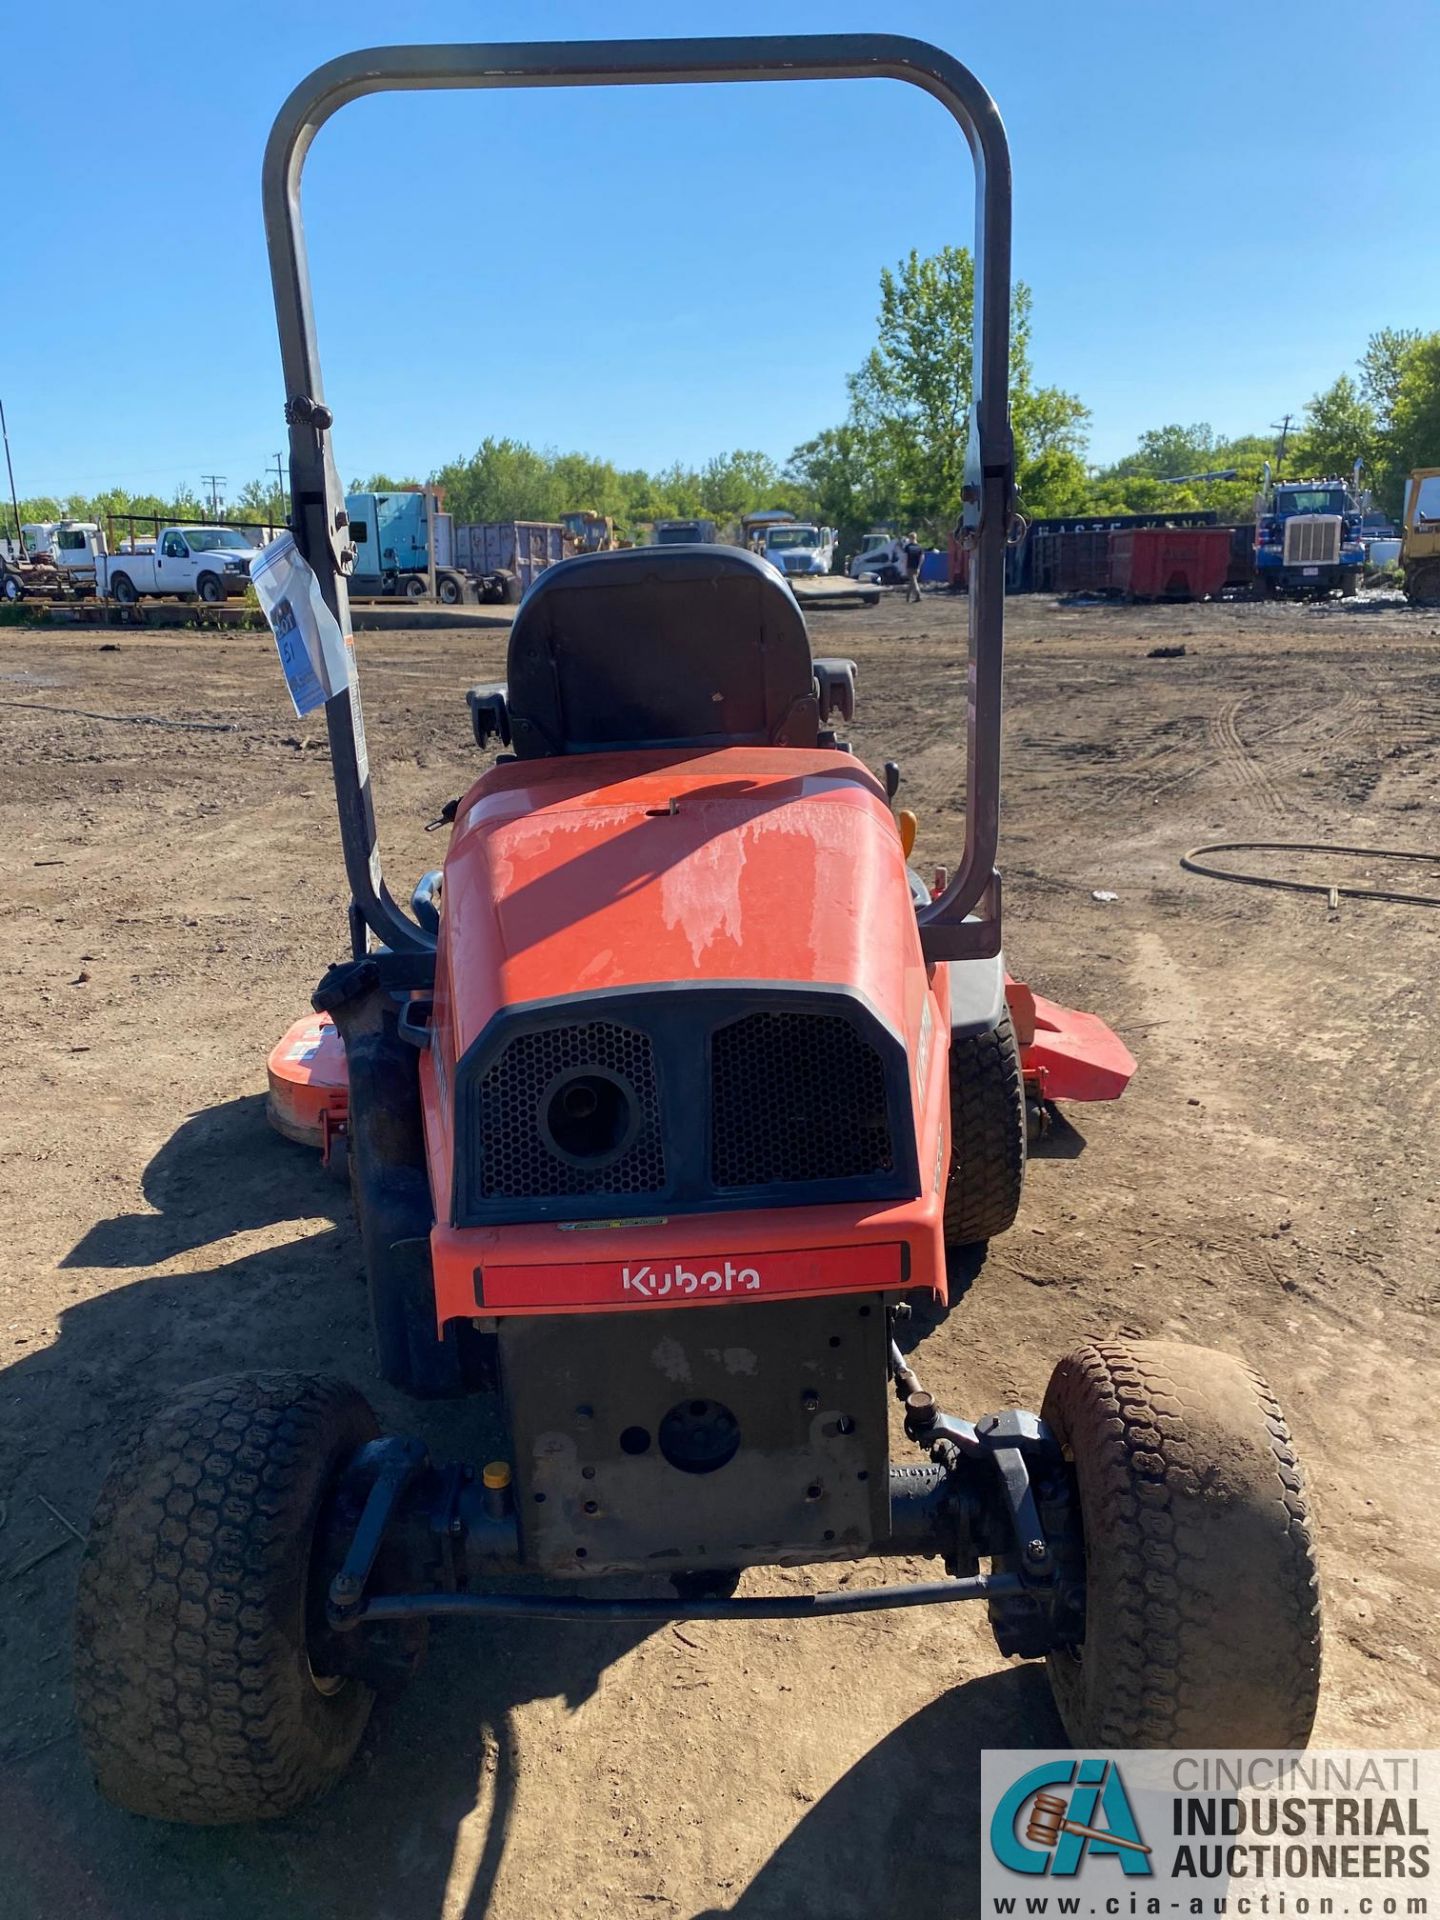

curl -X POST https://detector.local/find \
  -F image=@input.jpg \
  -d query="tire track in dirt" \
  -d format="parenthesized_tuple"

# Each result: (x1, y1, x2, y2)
(1207, 698, 1292, 817)
(1366, 676, 1440, 748)
(1069, 683, 1363, 818)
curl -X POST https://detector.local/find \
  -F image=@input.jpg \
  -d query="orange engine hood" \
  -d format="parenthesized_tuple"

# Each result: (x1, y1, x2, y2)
(437, 747, 924, 1053)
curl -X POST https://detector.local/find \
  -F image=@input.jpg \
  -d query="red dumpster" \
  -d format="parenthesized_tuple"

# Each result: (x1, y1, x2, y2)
(1108, 526, 1231, 601)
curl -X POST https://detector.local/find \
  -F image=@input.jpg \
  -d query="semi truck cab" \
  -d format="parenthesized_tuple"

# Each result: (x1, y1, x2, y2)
(1255, 479, 1366, 597)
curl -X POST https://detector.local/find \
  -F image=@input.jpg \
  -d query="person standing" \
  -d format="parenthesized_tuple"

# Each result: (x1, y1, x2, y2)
(902, 533, 924, 603)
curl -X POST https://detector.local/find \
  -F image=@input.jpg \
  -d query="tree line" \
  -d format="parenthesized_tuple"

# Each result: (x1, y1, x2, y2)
(13, 251, 1437, 549)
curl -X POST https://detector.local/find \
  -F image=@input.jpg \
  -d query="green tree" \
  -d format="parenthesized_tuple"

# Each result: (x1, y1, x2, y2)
(1087, 472, 1203, 516)
(1292, 375, 1375, 483)
(840, 246, 1088, 539)
(348, 472, 422, 492)
(1017, 448, 1092, 517)
(432, 439, 562, 523)
(697, 449, 802, 526)
(1361, 327, 1422, 429)
(784, 422, 900, 553)
(1388, 333, 1440, 510)
(235, 476, 290, 527)
(1110, 422, 1219, 479)
(646, 461, 706, 521)
(1087, 422, 1273, 522)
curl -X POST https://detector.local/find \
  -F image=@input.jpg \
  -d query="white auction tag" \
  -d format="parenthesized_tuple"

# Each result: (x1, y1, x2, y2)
(251, 532, 352, 718)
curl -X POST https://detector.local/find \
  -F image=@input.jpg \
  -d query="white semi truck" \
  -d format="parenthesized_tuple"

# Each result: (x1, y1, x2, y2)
(740, 510, 836, 577)
(1, 522, 105, 601)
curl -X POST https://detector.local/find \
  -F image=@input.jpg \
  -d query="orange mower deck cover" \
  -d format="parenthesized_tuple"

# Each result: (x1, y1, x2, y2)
(266, 1013, 347, 1150)
(1005, 980, 1135, 1102)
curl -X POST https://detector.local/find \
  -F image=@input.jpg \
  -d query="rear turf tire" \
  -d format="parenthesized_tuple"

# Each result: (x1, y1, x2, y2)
(74, 1372, 379, 1823)
(1042, 1340, 1322, 1748)
(943, 1007, 1026, 1247)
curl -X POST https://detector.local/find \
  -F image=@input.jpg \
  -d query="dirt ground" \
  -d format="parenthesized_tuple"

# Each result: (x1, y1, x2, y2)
(1, 586, 1438, 1918)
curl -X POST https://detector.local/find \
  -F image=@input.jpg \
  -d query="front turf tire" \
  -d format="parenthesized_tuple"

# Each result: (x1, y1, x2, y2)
(1042, 1340, 1322, 1748)
(943, 1007, 1027, 1247)
(74, 1372, 379, 1823)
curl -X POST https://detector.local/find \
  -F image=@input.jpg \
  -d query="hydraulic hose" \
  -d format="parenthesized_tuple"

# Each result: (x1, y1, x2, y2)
(1181, 841, 1440, 910)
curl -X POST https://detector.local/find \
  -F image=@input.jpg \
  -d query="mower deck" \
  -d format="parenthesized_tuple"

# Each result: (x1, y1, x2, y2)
(268, 984, 1134, 1159)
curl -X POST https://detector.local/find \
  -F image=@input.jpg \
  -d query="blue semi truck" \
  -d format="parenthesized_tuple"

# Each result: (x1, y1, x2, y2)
(345, 490, 563, 604)
(1254, 475, 1366, 598)
(345, 489, 475, 603)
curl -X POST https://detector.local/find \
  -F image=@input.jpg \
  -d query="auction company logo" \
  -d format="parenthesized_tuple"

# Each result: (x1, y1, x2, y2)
(990, 1758, 1153, 1878)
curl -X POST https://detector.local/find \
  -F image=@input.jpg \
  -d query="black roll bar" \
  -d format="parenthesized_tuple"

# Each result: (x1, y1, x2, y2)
(262, 36, 1012, 961)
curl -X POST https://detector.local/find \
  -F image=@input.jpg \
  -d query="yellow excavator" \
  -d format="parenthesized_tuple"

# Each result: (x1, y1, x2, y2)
(561, 509, 627, 554)
(1401, 468, 1440, 604)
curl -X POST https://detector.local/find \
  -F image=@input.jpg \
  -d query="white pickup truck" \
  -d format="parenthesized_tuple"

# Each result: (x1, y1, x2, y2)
(97, 526, 261, 604)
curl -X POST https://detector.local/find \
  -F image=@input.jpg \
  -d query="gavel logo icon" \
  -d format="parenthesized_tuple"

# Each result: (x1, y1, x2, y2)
(1025, 1791, 1153, 1858)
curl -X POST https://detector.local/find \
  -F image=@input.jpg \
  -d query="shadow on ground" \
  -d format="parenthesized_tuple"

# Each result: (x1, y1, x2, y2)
(700, 1664, 1065, 1920)
(61, 1092, 342, 1268)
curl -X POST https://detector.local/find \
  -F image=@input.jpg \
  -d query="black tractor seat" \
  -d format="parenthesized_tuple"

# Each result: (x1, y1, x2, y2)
(466, 545, 856, 759)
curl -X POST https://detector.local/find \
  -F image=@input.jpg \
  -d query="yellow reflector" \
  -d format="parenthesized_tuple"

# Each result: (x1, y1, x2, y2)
(898, 809, 918, 858)
(482, 1460, 512, 1489)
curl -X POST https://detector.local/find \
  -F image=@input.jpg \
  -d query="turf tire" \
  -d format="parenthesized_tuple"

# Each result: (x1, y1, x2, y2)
(74, 1371, 379, 1823)
(942, 1007, 1026, 1247)
(1042, 1340, 1322, 1747)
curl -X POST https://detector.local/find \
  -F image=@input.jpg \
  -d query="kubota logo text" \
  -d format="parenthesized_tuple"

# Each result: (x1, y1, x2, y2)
(990, 1759, 1152, 1877)
(622, 1260, 761, 1299)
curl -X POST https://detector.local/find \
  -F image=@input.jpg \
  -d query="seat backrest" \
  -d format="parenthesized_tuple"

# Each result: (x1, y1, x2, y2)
(504, 544, 819, 758)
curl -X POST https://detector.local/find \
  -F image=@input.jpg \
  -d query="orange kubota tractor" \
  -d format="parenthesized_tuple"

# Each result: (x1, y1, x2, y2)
(73, 37, 1322, 1825)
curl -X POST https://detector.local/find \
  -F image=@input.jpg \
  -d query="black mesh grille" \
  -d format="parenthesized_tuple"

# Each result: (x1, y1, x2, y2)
(710, 1011, 893, 1188)
(475, 1022, 664, 1199)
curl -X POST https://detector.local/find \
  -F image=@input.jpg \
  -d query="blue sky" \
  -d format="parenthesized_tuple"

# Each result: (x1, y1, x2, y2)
(6, 0, 1438, 504)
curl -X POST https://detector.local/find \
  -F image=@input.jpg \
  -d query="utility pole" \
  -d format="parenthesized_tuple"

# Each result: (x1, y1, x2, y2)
(0, 397, 21, 549)
(201, 473, 227, 519)
(1269, 415, 1294, 480)
(270, 451, 290, 527)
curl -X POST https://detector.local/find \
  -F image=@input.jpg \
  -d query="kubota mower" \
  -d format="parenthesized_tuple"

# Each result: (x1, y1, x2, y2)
(73, 37, 1322, 1826)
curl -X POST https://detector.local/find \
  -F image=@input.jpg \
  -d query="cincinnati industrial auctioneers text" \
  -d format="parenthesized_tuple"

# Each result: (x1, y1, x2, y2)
(1169, 1756, 1430, 1887)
